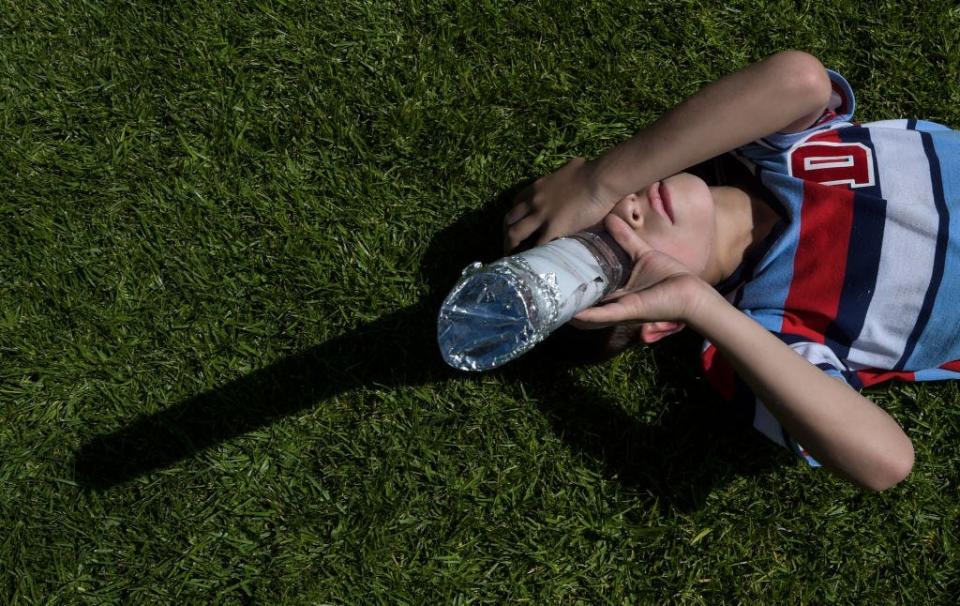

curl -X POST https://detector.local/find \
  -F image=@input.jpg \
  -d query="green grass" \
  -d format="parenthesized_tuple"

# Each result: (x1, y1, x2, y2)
(2, 0, 960, 603)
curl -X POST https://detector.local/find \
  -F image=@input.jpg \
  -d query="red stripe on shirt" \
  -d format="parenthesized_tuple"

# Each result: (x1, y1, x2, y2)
(781, 130, 856, 343)
(701, 343, 736, 401)
(814, 109, 838, 127)
(856, 368, 916, 388)
(940, 360, 960, 372)
(831, 78, 850, 115)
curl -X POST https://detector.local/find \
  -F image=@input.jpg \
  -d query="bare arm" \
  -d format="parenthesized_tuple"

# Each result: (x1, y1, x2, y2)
(505, 50, 833, 251)
(586, 50, 832, 202)
(575, 215, 915, 492)
(689, 288, 915, 492)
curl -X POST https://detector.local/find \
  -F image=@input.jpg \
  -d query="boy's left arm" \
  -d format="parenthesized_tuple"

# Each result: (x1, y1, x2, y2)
(577, 215, 915, 492)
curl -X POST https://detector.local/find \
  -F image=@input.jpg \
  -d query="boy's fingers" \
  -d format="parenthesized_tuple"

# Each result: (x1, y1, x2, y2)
(572, 300, 633, 328)
(504, 214, 541, 252)
(603, 214, 653, 262)
(536, 226, 565, 247)
(504, 201, 532, 226)
(567, 317, 597, 330)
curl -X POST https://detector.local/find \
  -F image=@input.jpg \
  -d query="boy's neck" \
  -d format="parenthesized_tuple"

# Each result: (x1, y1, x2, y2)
(705, 185, 780, 286)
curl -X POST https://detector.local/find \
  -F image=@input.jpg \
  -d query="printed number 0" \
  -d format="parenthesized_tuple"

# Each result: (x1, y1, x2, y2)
(788, 141, 875, 188)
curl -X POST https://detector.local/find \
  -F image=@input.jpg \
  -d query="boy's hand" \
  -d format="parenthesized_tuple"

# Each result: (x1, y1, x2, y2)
(503, 157, 617, 253)
(572, 214, 715, 328)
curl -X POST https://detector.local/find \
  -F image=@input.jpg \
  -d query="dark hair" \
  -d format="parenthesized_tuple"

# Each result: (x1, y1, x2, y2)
(538, 322, 645, 366)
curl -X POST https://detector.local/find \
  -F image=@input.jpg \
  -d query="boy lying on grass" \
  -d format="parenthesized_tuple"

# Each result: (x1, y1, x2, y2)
(504, 50, 960, 491)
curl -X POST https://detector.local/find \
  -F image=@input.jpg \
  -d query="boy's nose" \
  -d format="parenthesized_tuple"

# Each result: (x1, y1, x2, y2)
(613, 192, 644, 229)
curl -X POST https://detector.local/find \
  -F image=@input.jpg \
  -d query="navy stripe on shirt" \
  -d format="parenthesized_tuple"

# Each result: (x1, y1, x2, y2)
(825, 127, 886, 359)
(843, 370, 865, 390)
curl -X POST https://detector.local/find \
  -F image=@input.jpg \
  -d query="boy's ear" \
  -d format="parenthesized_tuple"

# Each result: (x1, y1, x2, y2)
(638, 321, 686, 344)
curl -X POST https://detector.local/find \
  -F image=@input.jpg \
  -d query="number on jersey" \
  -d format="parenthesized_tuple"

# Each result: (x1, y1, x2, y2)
(788, 141, 875, 188)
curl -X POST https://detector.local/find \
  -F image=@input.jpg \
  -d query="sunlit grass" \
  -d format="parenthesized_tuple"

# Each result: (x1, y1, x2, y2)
(2, 0, 959, 603)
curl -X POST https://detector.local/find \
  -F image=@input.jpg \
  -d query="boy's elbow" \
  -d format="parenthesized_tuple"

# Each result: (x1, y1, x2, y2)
(861, 442, 915, 493)
(769, 50, 832, 109)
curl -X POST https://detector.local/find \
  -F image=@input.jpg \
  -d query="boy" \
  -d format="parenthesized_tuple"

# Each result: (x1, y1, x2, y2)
(503, 50, 960, 491)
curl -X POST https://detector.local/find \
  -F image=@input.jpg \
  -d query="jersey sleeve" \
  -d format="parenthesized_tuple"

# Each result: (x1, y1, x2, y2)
(747, 69, 856, 152)
(701, 336, 859, 468)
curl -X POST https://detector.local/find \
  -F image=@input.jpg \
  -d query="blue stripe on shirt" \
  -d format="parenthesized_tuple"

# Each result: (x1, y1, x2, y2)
(748, 170, 807, 334)
(898, 131, 951, 369)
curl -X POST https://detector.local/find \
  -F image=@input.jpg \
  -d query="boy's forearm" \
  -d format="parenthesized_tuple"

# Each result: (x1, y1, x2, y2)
(587, 51, 832, 200)
(688, 286, 914, 491)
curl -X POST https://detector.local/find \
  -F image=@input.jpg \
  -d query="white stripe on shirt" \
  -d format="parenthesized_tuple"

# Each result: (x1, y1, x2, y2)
(846, 128, 940, 369)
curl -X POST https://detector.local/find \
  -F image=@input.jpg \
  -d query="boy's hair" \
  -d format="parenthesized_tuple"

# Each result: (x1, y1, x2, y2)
(540, 322, 646, 365)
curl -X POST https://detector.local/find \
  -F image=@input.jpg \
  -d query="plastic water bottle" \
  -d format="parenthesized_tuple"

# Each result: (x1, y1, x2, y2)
(437, 227, 630, 371)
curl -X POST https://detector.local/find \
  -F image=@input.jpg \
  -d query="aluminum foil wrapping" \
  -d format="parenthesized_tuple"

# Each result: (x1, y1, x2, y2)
(437, 230, 629, 371)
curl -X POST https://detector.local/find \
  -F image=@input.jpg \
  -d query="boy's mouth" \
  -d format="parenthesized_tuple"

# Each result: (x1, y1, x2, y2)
(650, 181, 675, 224)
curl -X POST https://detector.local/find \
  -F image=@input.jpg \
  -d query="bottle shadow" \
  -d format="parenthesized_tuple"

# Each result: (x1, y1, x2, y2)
(73, 182, 783, 510)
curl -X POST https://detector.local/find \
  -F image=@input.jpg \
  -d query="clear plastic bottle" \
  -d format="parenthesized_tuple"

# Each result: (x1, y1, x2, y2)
(437, 227, 630, 371)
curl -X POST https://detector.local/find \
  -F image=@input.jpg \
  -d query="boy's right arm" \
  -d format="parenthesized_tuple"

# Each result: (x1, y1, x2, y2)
(504, 50, 833, 252)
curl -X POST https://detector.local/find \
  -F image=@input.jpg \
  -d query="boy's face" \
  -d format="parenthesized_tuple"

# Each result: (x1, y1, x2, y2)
(608, 172, 717, 278)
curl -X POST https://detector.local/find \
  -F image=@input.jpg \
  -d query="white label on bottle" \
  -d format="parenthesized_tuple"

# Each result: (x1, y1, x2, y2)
(514, 238, 608, 326)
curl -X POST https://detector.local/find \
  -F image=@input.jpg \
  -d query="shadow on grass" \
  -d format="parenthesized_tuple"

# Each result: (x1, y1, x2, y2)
(74, 181, 782, 509)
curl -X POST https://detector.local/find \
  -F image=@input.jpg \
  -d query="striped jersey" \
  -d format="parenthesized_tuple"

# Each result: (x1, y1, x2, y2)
(701, 70, 960, 466)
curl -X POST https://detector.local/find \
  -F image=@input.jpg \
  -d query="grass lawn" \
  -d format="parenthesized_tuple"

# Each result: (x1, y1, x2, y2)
(2, 0, 960, 603)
